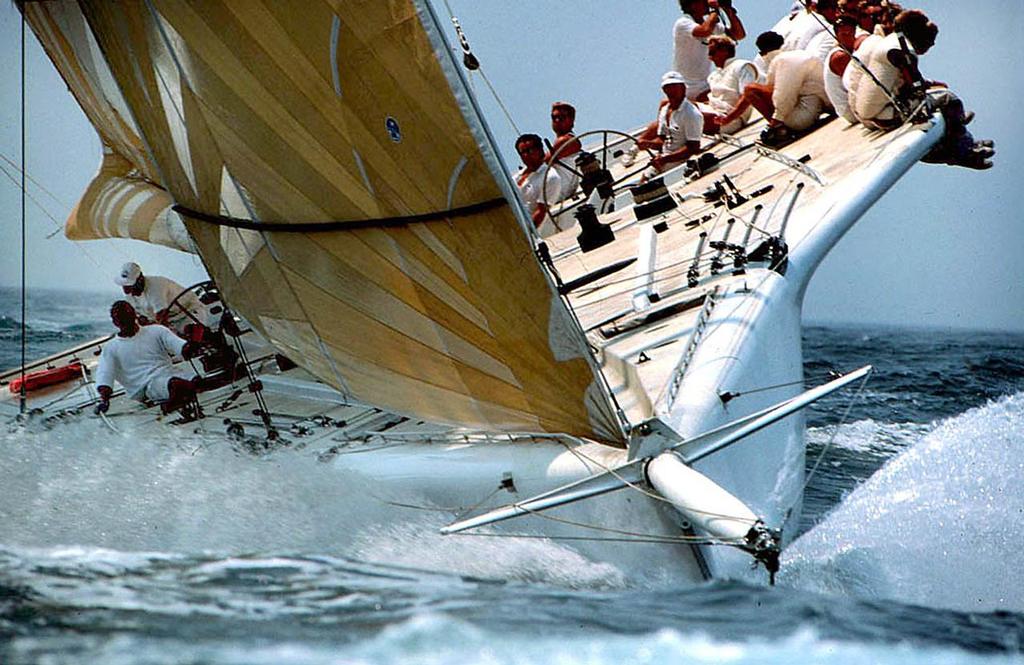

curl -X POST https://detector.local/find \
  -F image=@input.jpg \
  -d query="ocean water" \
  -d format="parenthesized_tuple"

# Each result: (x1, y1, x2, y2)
(1, 287, 1023, 664)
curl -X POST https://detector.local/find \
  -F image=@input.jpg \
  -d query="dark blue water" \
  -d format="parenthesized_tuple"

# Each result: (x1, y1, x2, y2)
(1, 288, 1022, 664)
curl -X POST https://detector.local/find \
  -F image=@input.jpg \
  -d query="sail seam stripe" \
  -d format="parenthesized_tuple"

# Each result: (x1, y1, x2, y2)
(329, 15, 343, 98)
(171, 197, 507, 232)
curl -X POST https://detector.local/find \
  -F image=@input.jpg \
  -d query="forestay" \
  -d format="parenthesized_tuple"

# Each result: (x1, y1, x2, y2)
(23, 0, 625, 443)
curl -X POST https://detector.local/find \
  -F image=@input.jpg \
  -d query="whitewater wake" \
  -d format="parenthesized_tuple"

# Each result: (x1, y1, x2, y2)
(783, 390, 1024, 613)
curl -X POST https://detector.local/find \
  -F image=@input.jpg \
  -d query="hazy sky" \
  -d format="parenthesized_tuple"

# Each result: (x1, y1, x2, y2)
(1, 2, 1021, 331)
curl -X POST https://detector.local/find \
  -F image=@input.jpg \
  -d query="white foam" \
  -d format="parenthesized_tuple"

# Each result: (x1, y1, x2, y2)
(9, 618, 1016, 665)
(807, 419, 932, 455)
(0, 420, 626, 589)
(351, 520, 627, 589)
(0, 420, 396, 554)
(784, 391, 1024, 612)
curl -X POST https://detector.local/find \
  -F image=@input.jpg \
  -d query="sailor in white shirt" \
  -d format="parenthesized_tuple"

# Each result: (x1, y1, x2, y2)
(767, 47, 831, 132)
(515, 133, 566, 238)
(637, 71, 705, 182)
(717, 31, 830, 145)
(823, 16, 862, 124)
(781, 0, 838, 53)
(545, 102, 582, 201)
(672, 0, 746, 102)
(115, 262, 207, 336)
(701, 36, 761, 135)
(94, 300, 200, 414)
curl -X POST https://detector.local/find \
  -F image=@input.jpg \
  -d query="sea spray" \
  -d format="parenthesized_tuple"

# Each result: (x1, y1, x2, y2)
(0, 419, 401, 554)
(0, 418, 628, 588)
(782, 390, 1024, 612)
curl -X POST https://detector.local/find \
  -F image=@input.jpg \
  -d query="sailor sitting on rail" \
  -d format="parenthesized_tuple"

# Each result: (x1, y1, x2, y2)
(700, 36, 762, 135)
(824, 15, 865, 124)
(116, 262, 207, 338)
(545, 102, 582, 201)
(94, 301, 201, 416)
(717, 31, 832, 147)
(637, 71, 705, 183)
(847, 9, 993, 169)
(515, 133, 565, 238)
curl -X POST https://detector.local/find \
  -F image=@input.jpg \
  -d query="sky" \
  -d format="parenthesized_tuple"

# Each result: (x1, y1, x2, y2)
(1, 1, 1021, 332)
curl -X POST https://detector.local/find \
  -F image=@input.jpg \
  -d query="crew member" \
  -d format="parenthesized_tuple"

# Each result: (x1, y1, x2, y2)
(673, 0, 746, 102)
(846, 9, 993, 169)
(824, 15, 863, 124)
(94, 300, 201, 415)
(115, 262, 206, 337)
(718, 31, 830, 146)
(515, 133, 565, 237)
(545, 102, 582, 201)
(782, 0, 839, 54)
(637, 71, 704, 182)
(702, 35, 762, 134)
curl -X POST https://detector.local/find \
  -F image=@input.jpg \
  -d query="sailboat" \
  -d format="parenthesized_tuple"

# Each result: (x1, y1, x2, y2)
(2, 1, 975, 584)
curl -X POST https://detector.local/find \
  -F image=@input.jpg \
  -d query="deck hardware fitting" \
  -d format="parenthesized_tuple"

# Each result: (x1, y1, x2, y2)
(688, 232, 708, 287)
(558, 258, 637, 296)
(656, 288, 719, 412)
(575, 204, 616, 253)
(709, 218, 736, 275)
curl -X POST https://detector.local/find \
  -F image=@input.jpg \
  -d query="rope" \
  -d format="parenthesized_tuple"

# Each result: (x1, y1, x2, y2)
(0, 152, 66, 208)
(475, 69, 521, 136)
(514, 500, 745, 545)
(368, 483, 738, 545)
(0, 161, 108, 271)
(453, 532, 738, 547)
(172, 197, 507, 232)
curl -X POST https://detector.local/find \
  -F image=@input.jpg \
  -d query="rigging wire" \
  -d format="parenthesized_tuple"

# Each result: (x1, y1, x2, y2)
(19, 5, 27, 415)
(441, 0, 520, 136)
(0, 151, 66, 208)
(799, 368, 872, 496)
(0, 156, 119, 271)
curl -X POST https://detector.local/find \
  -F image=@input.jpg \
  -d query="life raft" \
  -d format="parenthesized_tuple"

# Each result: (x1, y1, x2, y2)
(8, 362, 83, 395)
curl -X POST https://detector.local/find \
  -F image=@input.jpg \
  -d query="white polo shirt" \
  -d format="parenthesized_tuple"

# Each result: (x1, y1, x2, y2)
(658, 99, 704, 154)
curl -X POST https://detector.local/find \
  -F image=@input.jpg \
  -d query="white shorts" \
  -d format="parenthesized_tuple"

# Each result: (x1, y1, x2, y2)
(779, 94, 824, 131)
(143, 371, 193, 402)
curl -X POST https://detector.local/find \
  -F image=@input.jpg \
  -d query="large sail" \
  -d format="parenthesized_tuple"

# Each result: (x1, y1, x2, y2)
(23, 0, 625, 443)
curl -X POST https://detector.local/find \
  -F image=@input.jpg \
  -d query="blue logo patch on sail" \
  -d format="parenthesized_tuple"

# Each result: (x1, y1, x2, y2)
(385, 117, 402, 143)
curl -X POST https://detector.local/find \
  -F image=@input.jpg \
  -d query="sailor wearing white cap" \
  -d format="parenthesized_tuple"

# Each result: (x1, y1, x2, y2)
(115, 262, 206, 335)
(636, 71, 705, 182)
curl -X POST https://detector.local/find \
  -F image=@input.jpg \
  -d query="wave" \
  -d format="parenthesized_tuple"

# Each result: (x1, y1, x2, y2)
(4, 613, 1018, 665)
(783, 390, 1024, 613)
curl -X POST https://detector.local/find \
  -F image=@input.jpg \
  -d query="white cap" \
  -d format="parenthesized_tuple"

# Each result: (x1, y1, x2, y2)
(661, 71, 687, 88)
(115, 261, 142, 286)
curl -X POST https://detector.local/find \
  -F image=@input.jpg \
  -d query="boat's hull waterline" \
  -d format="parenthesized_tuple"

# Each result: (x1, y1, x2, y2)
(7, 1, 949, 584)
